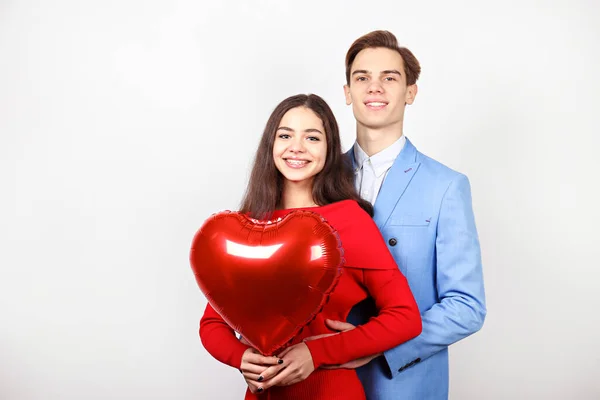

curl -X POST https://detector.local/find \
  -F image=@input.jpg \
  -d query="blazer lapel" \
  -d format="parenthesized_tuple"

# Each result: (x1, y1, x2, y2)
(373, 138, 420, 228)
(346, 147, 357, 170)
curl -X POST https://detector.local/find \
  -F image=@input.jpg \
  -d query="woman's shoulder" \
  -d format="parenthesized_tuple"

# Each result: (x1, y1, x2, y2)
(322, 201, 396, 270)
(318, 200, 375, 231)
(270, 200, 372, 229)
(319, 199, 364, 214)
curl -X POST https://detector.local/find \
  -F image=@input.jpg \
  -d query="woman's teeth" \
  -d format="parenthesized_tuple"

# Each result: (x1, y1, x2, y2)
(287, 160, 308, 165)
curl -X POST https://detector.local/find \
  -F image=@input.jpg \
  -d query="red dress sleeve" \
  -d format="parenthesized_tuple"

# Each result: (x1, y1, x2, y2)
(199, 303, 250, 369)
(304, 201, 422, 367)
(305, 268, 422, 368)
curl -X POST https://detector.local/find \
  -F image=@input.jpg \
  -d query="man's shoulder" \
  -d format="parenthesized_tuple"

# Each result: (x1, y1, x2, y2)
(413, 147, 467, 185)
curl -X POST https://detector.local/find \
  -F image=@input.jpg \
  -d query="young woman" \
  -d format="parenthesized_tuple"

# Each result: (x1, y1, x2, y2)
(199, 94, 422, 400)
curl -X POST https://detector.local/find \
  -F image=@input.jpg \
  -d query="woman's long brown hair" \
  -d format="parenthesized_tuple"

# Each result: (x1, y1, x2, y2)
(240, 94, 373, 219)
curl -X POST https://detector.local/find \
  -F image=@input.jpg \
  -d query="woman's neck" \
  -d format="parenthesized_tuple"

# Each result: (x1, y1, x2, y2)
(281, 180, 317, 209)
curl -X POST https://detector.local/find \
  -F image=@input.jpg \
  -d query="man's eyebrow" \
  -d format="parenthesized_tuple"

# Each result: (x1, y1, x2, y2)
(352, 69, 402, 77)
(351, 69, 370, 76)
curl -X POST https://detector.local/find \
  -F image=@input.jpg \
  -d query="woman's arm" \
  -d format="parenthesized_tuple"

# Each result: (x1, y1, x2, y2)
(304, 268, 422, 369)
(199, 303, 250, 369)
(257, 268, 422, 389)
(200, 303, 283, 393)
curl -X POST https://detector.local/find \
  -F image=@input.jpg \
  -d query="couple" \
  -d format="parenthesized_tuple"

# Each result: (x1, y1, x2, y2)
(199, 30, 487, 400)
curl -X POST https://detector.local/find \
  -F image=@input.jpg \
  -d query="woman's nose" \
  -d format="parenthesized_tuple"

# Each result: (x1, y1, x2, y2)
(287, 138, 306, 153)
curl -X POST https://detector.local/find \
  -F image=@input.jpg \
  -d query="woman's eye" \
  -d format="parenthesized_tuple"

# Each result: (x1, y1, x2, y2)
(307, 136, 320, 142)
(278, 133, 291, 139)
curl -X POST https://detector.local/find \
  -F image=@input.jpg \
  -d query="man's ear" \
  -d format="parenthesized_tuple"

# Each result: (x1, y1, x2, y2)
(344, 84, 352, 105)
(406, 84, 418, 105)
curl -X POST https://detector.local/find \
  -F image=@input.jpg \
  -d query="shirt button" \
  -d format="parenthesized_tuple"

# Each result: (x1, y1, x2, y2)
(388, 238, 397, 246)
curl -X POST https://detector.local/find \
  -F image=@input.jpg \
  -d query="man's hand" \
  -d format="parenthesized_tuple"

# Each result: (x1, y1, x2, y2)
(259, 343, 315, 388)
(303, 319, 381, 370)
(239, 348, 284, 394)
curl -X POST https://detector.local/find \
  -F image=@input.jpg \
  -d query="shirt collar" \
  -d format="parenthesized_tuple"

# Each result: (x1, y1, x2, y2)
(353, 136, 406, 177)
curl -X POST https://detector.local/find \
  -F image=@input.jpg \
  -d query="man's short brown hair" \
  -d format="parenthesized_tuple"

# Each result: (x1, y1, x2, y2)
(345, 30, 421, 86)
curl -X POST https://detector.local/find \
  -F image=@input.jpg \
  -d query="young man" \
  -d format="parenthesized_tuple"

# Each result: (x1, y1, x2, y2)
(320, 30, 487, 399)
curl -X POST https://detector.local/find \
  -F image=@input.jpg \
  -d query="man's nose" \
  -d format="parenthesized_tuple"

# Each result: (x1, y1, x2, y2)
(368, 81, 383, 94)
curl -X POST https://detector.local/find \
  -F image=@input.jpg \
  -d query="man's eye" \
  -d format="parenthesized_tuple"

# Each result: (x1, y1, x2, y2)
(356, 76, 367, 82)
(384, 76, 396, 81)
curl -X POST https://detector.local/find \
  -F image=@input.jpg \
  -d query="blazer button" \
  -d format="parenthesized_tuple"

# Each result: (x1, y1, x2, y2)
(388, 238, 398, 246)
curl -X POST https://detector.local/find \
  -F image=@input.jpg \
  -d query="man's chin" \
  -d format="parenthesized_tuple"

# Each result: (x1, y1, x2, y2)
(355, 114, 403, 131)
(357, 120, 393, 130)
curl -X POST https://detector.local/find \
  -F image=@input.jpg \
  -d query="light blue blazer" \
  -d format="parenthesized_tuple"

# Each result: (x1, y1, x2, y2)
(346, 138, 486, 400)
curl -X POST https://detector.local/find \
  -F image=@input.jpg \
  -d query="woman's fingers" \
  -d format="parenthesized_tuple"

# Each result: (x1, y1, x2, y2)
(241, 371, 262, 381)
(240, 362, 269, 375)
(261, 366, 292, 390)
(240, 347, 287, 392)
(256, 361, 286, 381)
(269, 343, 315, 388)
(243, 351, 281, 366)
(245, 380, 262, 394)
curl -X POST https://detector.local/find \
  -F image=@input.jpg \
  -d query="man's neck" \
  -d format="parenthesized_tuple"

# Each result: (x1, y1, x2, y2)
(356, 122, 404, 157)
(281, 180, 316, 209)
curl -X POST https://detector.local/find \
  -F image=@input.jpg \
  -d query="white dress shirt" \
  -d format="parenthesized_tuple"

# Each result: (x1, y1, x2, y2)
(353, 136, 406, 205)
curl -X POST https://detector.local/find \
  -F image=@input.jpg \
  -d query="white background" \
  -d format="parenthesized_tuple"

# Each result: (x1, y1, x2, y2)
(1, 0, 599, 399)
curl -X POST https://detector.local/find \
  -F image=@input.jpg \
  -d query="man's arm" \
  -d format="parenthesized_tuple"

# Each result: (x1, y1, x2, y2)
(383, 173, 486, 376)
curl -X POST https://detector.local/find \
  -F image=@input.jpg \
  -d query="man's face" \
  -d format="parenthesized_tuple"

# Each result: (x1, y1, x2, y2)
(344, 47, 417, 131)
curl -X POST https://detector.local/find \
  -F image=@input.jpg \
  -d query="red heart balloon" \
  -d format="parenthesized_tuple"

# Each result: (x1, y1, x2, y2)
(190, 210, 343, 356)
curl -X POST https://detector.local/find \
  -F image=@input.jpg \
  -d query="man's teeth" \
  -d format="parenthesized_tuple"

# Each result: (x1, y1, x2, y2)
(367, 102, 386, 106)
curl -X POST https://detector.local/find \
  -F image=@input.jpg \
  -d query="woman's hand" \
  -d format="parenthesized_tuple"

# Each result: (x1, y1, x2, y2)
(259, 342, 315, 389)
(240, 348, 283, 394)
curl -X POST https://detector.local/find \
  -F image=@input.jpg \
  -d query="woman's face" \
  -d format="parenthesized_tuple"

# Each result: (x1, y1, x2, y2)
(272, 106, 327, 187)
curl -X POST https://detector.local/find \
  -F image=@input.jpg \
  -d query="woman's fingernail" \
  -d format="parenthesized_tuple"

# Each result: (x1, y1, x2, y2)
(278, 359, 284, 364)
(257, 387, 264, 393)
(257, 376, 263, 382)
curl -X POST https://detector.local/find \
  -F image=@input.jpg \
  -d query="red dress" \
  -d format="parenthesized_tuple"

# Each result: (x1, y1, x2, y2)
(199, 200, 422, 399)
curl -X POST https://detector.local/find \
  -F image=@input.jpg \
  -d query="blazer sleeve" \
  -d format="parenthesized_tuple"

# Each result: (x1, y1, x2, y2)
(383, 173, 487, 377)
(199, 302, 250, 369)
